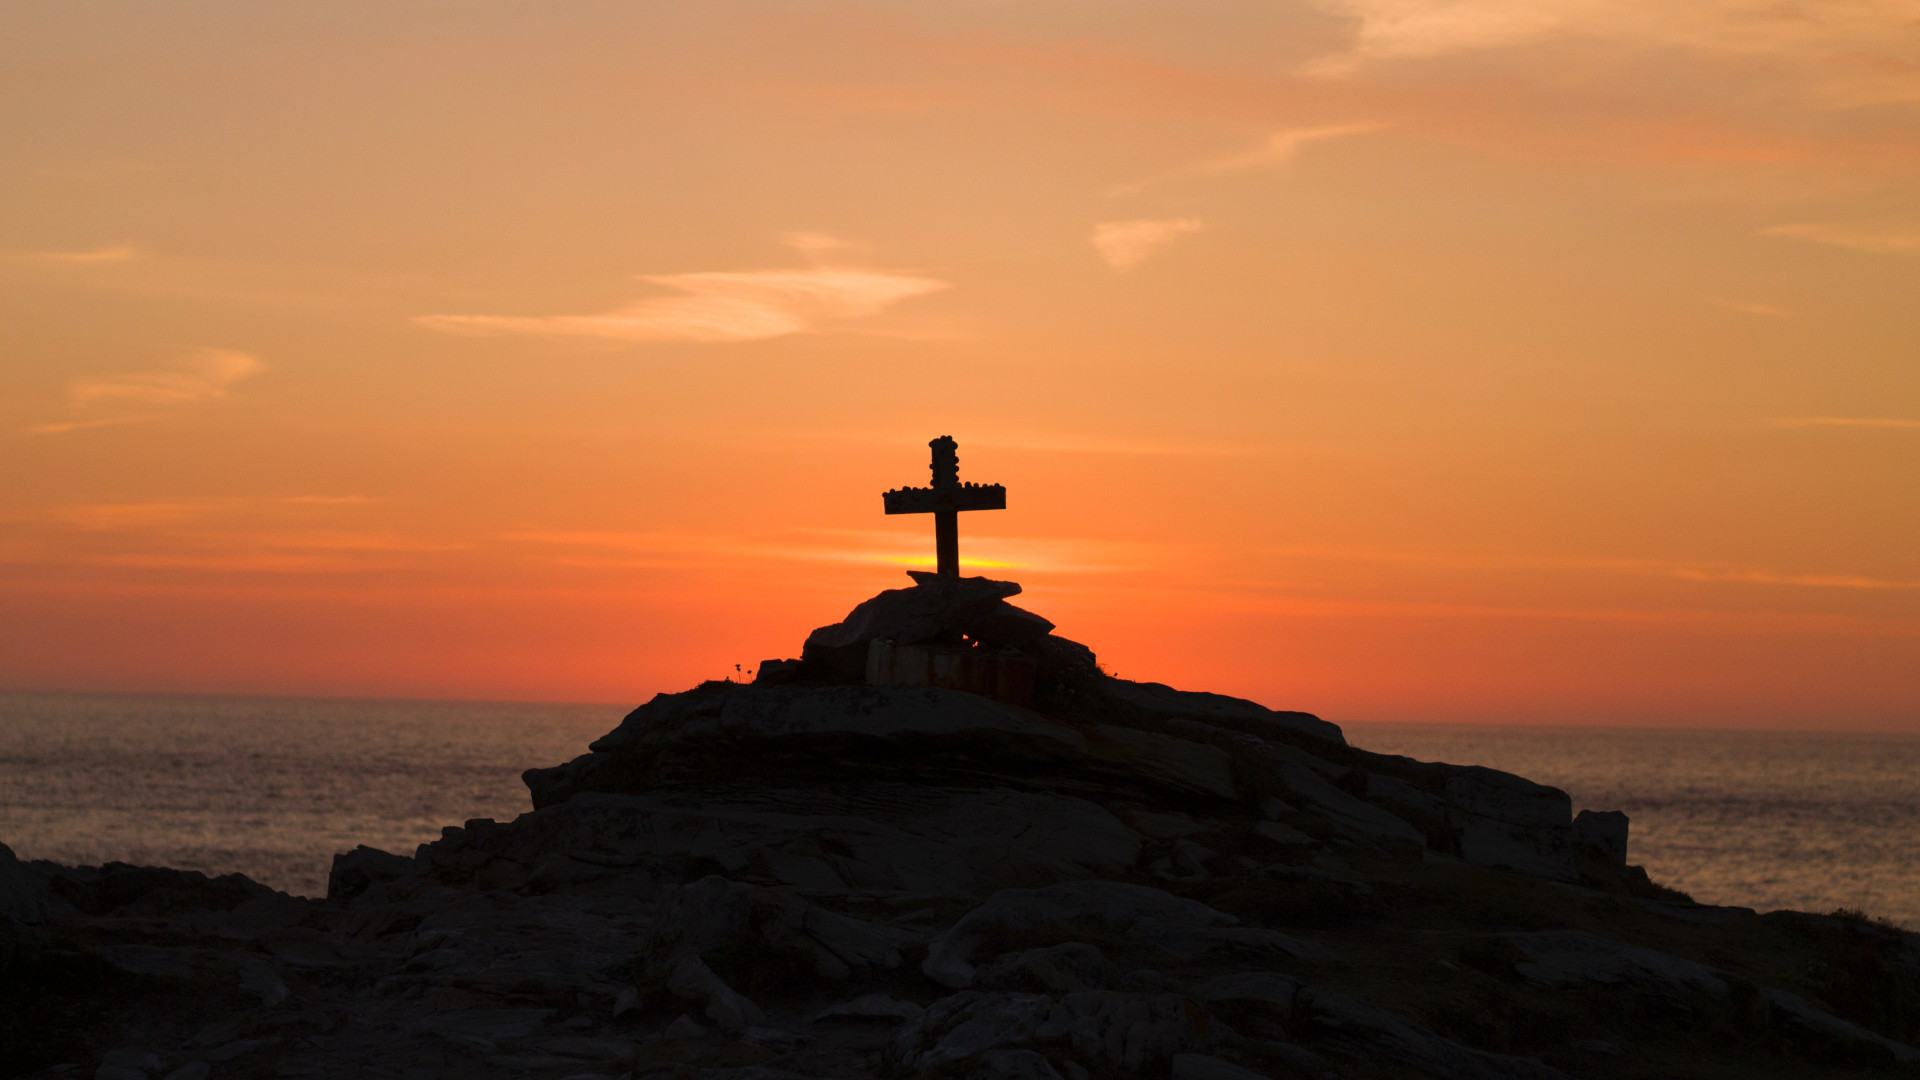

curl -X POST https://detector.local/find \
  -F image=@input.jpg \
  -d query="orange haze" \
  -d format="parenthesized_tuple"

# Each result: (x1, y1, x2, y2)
(2, 3, 1916, 728)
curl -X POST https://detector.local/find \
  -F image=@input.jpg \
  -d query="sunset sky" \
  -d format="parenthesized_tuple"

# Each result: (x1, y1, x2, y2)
(2, 1, 1916, 727)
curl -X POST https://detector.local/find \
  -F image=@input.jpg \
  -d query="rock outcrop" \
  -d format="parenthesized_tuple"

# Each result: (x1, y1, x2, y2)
(6, 573, 1919, 1080)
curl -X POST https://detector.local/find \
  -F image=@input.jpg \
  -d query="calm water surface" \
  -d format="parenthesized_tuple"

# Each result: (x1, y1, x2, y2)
(0, 692, 618, 897)
(2, 691, 1916, 927)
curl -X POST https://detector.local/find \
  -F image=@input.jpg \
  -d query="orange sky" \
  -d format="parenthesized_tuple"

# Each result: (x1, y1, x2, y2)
(2, 2, 1916, 727)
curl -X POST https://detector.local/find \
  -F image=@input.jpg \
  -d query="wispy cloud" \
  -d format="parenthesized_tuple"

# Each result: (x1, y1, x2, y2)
(966, 431, 1246, 456)
(47, 501, 220, 530)
(23, 415, 164, 436)
(24, 349, 262, 435)
(1758, 222, 1920, 255)
(1258, 543, 1920, 591)
(276, 495, 372, 506)
(6, 497, 456, 577)
(1770, 416, 1920, 430)
(1295, 0, 1920, 107)
(1110, 125, 1383, 196)
(41, 497, 372, 529)
(1090, 218, 1206, 272)
(1710, 298, 1802, 318)
(416, 239, 950, 345)
(780, 231, 873, 261)
(1306, 0, 1577, 68)
(505, 528, 1157, 575)
(23, 245, 143, 264)
(1644, 565, 1920, 590)
(68, 348, 260, 406)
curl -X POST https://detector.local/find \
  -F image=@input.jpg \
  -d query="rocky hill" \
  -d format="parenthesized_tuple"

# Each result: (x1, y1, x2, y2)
(5, 574, 1919, 1080)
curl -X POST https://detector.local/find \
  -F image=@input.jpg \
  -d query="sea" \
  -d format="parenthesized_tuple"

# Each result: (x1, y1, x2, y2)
(1, 691, 1916, 928)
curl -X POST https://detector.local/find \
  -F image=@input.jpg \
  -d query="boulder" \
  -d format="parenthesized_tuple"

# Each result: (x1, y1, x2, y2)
(480, 784, 1141, 900)
(1764, 987, 1920, 1064)
(1092, 679, 1346, 747)
(1268, 751, 1425, 849)
(924, 882, 1235, 988)
(646, 875, 756, 963)
(977, 942, 1120, 994)
(1504, 931, 1726, 998)
(1300, 986, 1570, 1079)
(582, 683, 1095, 776)
(923, 881, 1328, 989)
(1086, 725, 1237, 800)
(802, 574, 1047, 679)
(969, 1049, 1065, 1080)
(0, 841, 41, 925)
(804, 904, 919, 969)
(895, 991, 1057, 1071)
(693, 685, 1088, 758)
(1442, 767, 1576, 881)
(815, 993, 926, 1025)
(1172, 1054, 1277, 1080)
(1036, 991, 1220, 1072)
(666, 953, 766, 1031)
(326, 846, 416, 903)
(1572, 809, 1629, 866)
(1191, 971, 1304, 1011)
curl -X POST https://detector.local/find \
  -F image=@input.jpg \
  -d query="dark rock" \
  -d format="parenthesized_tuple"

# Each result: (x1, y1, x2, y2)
(0, 842, 41, 926)
(666, 952, 765, 1031)
(961, 601, 1057, 650)
(969, 1048, 1066, 1079)
(1171, 1054, 1276, 1080)
(21, 573, 1912, 1080)
(1764, 987, 1920, 1064)
(50, 863, 269, 916)
(1300, 986, 1569, 1079)
(1504, 930, 1727, 997)
(1442, 767, 1577, 881)
(755, 658, 804, 684)
(326, 845, 416, 903)
(924, 881, 1329, 989)
(815, 993, 926, 1025)
(892, 991, 1056, 1071)
(1573, 808, 1630, 866)
(98, 1050, 160, 1075)
(801, 573, 1046, 679)
(977, 942, 1120, 994)
(1090, 678, 1346, 747)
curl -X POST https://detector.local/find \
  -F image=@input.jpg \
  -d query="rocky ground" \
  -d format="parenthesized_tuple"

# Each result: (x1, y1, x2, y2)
(6, 574, 1920, 1080)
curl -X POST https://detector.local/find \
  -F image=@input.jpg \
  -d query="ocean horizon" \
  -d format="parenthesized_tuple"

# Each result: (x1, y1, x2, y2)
(3, 689, 1916, 928)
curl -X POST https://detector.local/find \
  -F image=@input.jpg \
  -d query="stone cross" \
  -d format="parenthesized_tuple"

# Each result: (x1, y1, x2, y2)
(882, 436, 1005, 577)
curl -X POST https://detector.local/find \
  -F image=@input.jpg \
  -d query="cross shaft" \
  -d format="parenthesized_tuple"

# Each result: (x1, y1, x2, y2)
(881, 436, 1005, 576)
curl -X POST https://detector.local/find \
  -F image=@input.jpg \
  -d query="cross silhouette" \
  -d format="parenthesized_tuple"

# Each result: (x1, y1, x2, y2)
(882, 436, 1006, 577)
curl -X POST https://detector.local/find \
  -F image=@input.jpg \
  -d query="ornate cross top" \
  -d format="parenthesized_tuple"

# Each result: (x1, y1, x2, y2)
(882, 435, 1006, 577)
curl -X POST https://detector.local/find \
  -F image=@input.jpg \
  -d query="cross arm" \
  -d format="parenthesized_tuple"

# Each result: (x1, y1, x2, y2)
(883, 483, 1007, 515)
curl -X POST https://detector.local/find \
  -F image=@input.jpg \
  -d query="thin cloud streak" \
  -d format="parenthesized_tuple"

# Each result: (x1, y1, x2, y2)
(24, 245, 142, 263)
(1259, 543, 1920, 591)
(1109, 124, 1384, 195)
(1090, 218, 1205, 271)
(1301, 0, 1920, 106)
(505, 528, 1158, 574)
(1759, 222, 1920, 255)
(25, 349, 262, 435)
(26, 348, 262, 436)
(69, 349, 261, 406)
(22, 415, 163, 436)
(417, 267, 950, 344)
(1771, 416, 1920, 430)
(1710, 298, 1802, 318)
